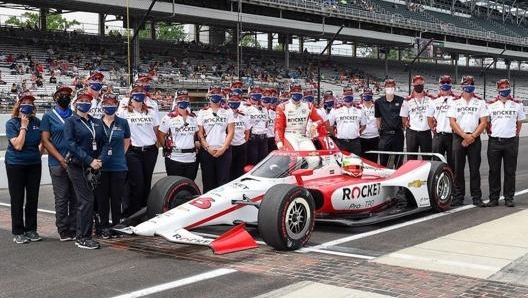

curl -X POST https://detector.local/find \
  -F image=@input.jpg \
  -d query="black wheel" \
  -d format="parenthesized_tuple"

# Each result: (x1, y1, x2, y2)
(258, 184, 315, 251)
(147, 176, 201, 219)
(427, 161, 453, 212)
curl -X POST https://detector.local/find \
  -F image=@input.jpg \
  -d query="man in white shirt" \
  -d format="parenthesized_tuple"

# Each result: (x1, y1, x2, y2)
(328, 90, 366, 156)
(359, 88, 379, 163)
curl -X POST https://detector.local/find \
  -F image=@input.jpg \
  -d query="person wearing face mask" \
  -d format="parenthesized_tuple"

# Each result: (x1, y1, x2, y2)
(426, 75, 456, 171)
(447, 76, 489, 207)
(375, 79, 405, 167)
(485, 79, 525, 207)
(275, 84, 327, 152)
(158, 89, 199, 180)
(131, 73, 159, 113)
(64, 89, 105, 249)
(41, 86, 78, 242)
(242, 86, 269, 166)
(400, 75, 433, 161)
(5, 91, 42, 244)
(264, 89, 278, 153)
(118, 86, 160, 217)
(227, 94, 250, 180)
(197, 86, 235, 192)
(359, 88, 379, 163)
(77, 71, 105, 118)
(327, 90, 366, 156)
(95, 93, 130, 239)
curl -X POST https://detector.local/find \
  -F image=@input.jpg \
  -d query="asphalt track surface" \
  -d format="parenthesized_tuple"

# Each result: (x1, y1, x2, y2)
(1, 137, 528, 298)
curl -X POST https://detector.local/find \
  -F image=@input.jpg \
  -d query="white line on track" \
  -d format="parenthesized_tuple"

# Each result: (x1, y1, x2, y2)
(110, 268, 237, 298)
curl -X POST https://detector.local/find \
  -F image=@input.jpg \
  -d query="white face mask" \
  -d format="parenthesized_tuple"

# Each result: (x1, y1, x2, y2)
(385, 87, 395, 95)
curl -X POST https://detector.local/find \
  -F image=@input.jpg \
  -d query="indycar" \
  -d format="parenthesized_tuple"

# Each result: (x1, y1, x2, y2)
(116, 138, 453, 254)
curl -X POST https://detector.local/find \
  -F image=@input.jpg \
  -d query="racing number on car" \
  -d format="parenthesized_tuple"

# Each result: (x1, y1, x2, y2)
(189, 197, 215, 209)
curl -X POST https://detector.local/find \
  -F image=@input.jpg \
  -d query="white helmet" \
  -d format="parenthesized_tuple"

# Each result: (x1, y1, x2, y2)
(341, 155, 363, 177)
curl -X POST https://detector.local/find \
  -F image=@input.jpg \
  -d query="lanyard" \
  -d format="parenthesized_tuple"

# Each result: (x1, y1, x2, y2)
(80, 118, 96, 140)
(103, 121, 115, 144)
(52, 109, 65, 124)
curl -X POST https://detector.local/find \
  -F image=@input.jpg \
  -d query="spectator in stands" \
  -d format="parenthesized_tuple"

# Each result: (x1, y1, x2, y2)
(0, 70, 5, 85)
(35, 77, 43, 88)
(197, 86, 235, 192)
(159, 90, 199, 180)
(49, 72, 57, 84)
(64, 88, 105, 249)
(96, 93, 130, 238)
(5, 91, 42, 244)
(118, 86, 160, 217)
(41, 86, 77, 242)
(10, 83, 18, 94)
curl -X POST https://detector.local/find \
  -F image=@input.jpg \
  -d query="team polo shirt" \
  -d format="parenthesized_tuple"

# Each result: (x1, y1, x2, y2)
(41, 108, 74, 166)
(100, 116, 131, 171)
(374, 95, 404, 131)
(89, 99, 104, 118)
(159, 114, 198, 163)
(5, 117, 41, 165)
(316, 108, 328, 122)
(360, 103, 379, 139)
(487, 98, 526, 138)
(197, 108, 234, 148)
(242, 105, 268, 135)
(64, 114, 105, 166)
(426, 95, 454, 133)
(117, 107, 160, 147)
(400, 96, 432, 131)
(228, 109, 251, 146)
(447, 97, 489, 133)
(328, 105, 366, 139)
(266, 109, 276, 138)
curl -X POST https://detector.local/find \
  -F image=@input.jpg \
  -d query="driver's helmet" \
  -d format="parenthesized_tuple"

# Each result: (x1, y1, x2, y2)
(341, 155, 363, 177)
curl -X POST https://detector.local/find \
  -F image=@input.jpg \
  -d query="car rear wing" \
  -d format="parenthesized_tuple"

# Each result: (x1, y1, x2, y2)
(367, 151, 447, 169)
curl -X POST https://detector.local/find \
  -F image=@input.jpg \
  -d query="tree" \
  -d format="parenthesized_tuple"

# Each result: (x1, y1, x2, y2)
(5, 12, 80, 31)
(139, 22, 185, 41)
(240, 34, 262, 49)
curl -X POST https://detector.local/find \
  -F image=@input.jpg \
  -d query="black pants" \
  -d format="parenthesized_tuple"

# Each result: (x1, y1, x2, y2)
(360, 137, 379, 163)
(199, 147, 232, 193)
(124, 147, 158, 217)
(247, 135, 268, 165)
(337, 138, 361, 156)
(378, 130, 404, 168)
(67, 164, 95, 239)
(165, 157, 198, 181)
(268, 137, 277, 153)
(6, 163, 41, 235)
(50, 165, 77, 235)
(96, 171, 126, 229)
(406, 129, 432, 160)
(452, 135, 482, 202)
(432, 133, 454, 170)
(488, 137, 519, 202)
(230, 143, 247, 180)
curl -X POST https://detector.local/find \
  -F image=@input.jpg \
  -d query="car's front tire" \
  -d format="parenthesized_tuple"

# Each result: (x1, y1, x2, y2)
(258, 184, 315, 251)
(427, 161, 453, 212)
(147, 176, 201, 219)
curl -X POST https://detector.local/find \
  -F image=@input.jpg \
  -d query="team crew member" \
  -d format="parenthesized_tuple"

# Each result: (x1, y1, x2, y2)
(96, 93, 130, 238)
(328, 90, 366, 156)
(427, 75, 456, 170)
(485, 79, 525, 207)
(197, 88, 235, 192)
(263, 89, 278, 153)
(447, 76, 488, 207)
(244, 86, 269, 165)
(134, 74, 159, 112)
(74, 71, 105, 118)
(359, 88, 379, 163)
(227, 94, 250, 180)
(41, 86, 77, 241)
(375, 79, 405, 167)
(5, 91, 42, 244)
(400, 75, 433, 160)
(275, 84, 326, 152)
(158, 90, 199, 180)
(64, 89, 105, 249)
(118, 86, 160, 217)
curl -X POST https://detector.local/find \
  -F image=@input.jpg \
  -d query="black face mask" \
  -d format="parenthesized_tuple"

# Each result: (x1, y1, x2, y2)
(57, 95, 71, 109)
(413, 84, 424, 93)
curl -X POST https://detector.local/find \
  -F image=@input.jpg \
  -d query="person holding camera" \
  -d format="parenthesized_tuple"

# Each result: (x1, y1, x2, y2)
(64, 88, 105, 249)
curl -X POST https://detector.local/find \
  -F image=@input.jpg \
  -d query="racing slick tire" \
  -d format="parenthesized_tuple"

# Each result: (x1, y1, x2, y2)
(258, 184, 315, 251)
(427, 161, 453, 212)
(147, 176, 201, 219)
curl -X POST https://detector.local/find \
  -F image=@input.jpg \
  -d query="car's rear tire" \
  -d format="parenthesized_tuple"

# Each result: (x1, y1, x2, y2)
(258, 184, 315, 251)
(427, 161, 453, 212)
(147, 176, 201, 219)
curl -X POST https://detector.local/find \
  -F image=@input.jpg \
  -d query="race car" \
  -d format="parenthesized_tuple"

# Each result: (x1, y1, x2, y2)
(116, 140, 453, 254)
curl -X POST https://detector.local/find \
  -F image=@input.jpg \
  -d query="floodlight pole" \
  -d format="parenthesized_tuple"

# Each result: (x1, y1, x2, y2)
(317, 25, 344, 104)
(405, 38, 433, 95)
(129, 0, 158, 82)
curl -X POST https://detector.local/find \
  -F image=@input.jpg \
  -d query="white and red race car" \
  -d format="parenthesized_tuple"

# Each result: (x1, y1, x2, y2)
(117, 140, 453, 254)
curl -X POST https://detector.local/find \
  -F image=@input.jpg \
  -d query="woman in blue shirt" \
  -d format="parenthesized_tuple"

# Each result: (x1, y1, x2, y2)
(41, 86, 77, 242)
(95, 93, 130, 239)
(64, 88, 105, 250)
(5, 91, 42, 244)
